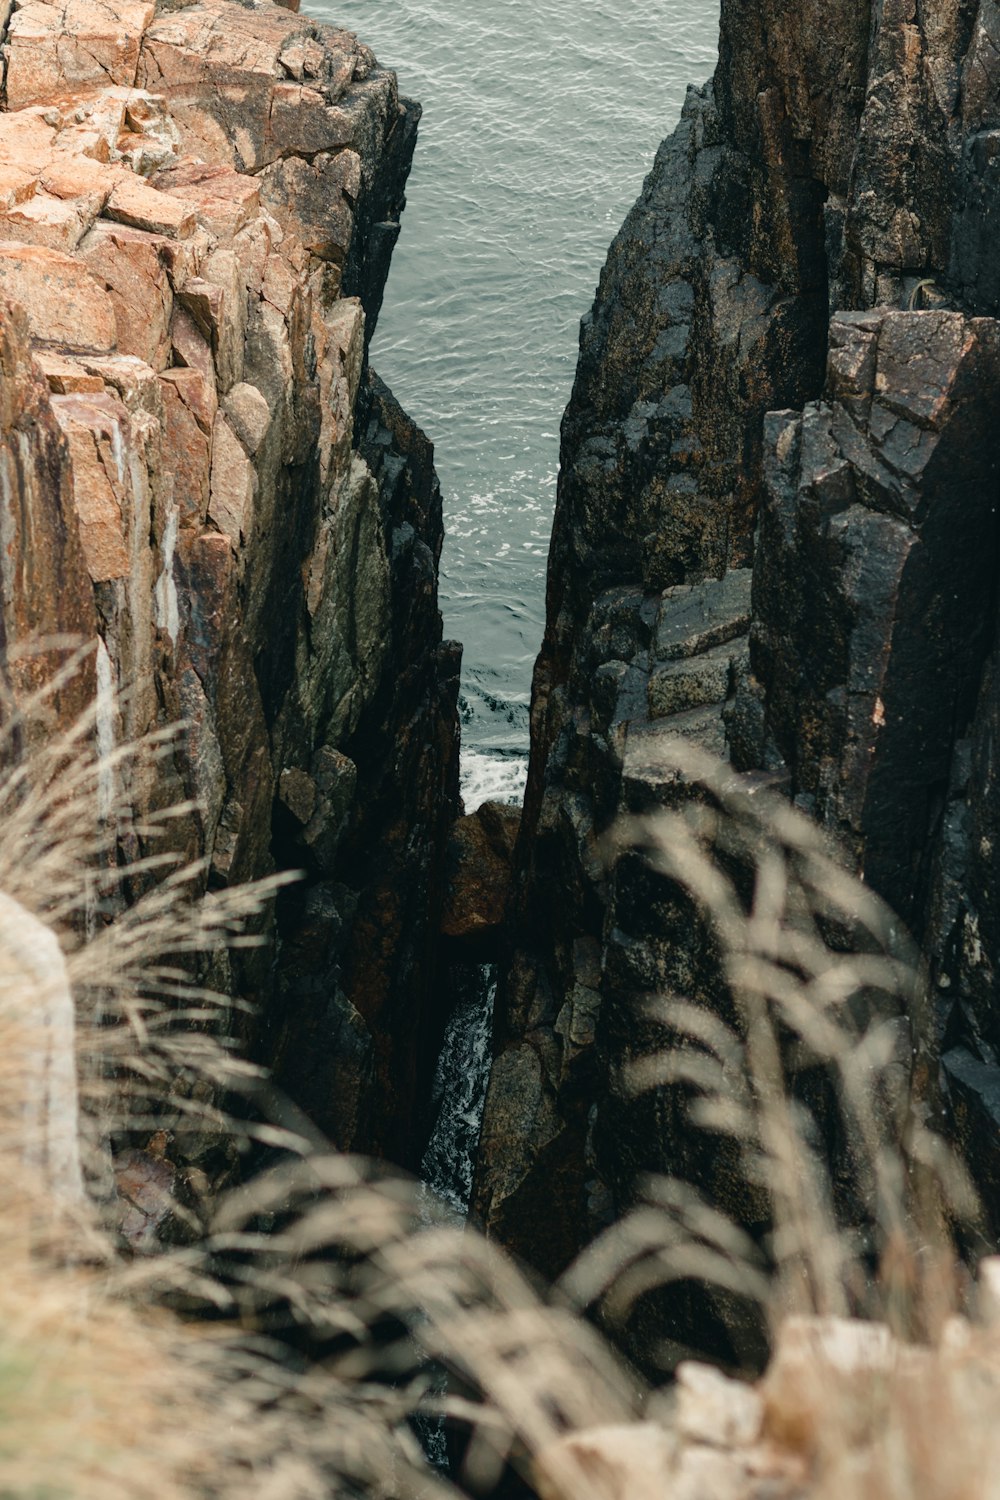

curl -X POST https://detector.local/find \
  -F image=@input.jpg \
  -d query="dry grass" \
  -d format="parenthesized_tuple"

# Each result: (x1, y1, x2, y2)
(2, 653, 998, 1500)
(564, 737, 974, 1352)
(549, 737, 1000, 1500)
(0, 645, 638, 1500)
(0, 642, 447, 1500)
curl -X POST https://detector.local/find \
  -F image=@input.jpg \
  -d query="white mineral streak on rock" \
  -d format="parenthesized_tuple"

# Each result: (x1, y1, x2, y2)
(154, 501, 179, 643)
(0, 445, 14, 559)
(0, 0, 454, 1169)
(0, 890, 85, 1206)
(109, 414, 126, 489)
(95, 634, 116, 825)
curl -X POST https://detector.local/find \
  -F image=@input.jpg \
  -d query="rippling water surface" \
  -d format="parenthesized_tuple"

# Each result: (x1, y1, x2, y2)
(310, 0, 720, 805)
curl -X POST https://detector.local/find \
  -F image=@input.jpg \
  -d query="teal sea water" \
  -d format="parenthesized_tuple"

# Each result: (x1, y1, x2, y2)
(310, 0, 720, 806)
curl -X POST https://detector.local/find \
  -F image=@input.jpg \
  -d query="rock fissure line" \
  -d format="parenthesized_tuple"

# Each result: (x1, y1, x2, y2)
(0, 0, 462, 1234)
(472, 0, 1000, 1313)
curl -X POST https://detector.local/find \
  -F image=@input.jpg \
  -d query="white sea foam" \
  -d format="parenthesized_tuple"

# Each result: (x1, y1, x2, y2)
(460, 750, 528, 812)
(420, 966, 497, 1216)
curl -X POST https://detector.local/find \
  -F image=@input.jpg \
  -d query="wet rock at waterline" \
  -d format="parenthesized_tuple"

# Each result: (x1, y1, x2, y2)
(0, 0, 458, 1190)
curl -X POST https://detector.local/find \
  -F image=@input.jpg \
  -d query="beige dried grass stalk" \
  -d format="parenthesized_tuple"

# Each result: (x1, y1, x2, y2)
(4, 645, 993, 1500)
(0, 644, 640, 1500)
(564, 737, 976, 1358)
(0, 640, 292, 1212)
(0, 644, 453, 1499)
(209, 1153, 642, 1497)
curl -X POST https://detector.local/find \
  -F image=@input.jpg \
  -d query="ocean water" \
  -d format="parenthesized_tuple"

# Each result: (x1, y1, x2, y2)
(310, 0, 721, 809)
(419, 964, 497, 1217)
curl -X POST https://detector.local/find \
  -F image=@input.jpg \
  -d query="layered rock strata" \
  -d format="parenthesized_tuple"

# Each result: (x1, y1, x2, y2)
(476, 0, 1000, 1272)
(0, 0, 459, 1175)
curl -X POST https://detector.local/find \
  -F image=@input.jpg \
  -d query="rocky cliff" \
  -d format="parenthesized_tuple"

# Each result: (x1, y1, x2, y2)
(0, 0, 460, 1180)
(475, 0, 1000, 1276)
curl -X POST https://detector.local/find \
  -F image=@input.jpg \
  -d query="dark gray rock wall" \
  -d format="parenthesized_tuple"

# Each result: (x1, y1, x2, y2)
(267, 370, 461, 1167)
(476, 0, 1000, 1275)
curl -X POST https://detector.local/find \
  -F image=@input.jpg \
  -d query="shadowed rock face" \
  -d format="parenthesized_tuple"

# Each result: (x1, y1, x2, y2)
(0, 0, 459, 1172)
(440, 800, 520, 958)
(751, 310, 1000, 929)
(476, 0, 1000, 1276)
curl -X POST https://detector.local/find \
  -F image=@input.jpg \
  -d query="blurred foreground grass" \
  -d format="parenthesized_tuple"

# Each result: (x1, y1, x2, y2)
(2, 654, 998, 1500)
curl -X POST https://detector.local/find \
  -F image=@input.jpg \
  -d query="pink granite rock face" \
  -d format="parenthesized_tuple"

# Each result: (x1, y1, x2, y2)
(0, 0, 459, 1176)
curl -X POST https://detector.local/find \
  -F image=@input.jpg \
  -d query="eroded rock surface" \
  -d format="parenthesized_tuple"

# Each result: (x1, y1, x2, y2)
(476, 0, 1000, 1280)
(0, 0, 459, 1173)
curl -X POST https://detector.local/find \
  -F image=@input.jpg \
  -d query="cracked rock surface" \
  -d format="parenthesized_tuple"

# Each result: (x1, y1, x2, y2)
(475, 0, 1000, 1293)
(0, 0, 460, 1186)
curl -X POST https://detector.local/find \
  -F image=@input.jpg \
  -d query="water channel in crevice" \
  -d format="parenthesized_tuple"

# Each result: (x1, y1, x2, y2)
(420, 964, 497, 1218)
(414, 964, 497, 1468)
(313, 0, 719, 1229)
(308, 0, 723, 1466)
(311, 0, 721, 813)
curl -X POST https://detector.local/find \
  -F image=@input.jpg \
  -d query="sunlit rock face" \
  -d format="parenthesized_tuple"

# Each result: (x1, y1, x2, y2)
(0, 0, 459, 1171)
(476, 0, 1000, 1280)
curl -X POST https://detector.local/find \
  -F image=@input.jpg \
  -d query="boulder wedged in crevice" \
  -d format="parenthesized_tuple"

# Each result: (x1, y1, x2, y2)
(440, 800, 520, 960)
